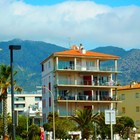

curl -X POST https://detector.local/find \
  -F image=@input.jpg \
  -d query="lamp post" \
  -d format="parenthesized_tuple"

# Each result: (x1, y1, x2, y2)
(9, 45, 21, 140)
(37, 86, 55, 140)
(133, 127, 137, 140)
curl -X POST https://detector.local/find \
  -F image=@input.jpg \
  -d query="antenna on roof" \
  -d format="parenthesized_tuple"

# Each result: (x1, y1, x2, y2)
(68, 37, 71, 49)
(79, 43, 86, 54)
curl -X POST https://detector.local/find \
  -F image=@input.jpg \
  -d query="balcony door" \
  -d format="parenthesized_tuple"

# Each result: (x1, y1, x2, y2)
(83, 76, 92, 85)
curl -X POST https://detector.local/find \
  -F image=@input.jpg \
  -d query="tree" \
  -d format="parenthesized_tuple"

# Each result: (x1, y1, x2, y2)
(47, 112, 59, 123)
(28, 124, 40, 140)
(0, 64, 12, 138)
(43, 112, 76, 139)
(55, 118, 76, 139)
(0, 64, 22, 139)
(15, 115, 27, 139)
(114, 116, 135, 139)
(14, 86, 23, 94)
(94, 112, 110, 139)
(70, 108, 98, 139)
(8, 115, 38, 140)
(0, 114, 3, 136)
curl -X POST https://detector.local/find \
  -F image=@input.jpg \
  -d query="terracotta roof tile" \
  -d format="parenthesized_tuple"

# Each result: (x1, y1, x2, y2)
(54, 49, 120, 59)
(117, 83, 140, 90)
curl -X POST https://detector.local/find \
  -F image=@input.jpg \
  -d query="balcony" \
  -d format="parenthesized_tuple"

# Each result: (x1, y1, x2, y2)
(58, 63, 74, 70)
(57, 94, 120, 103)
(57, 64, 119, 72)
(14, 97, 25, 104)
(57, 79, 118, 87)
(14, 104, 25, 110)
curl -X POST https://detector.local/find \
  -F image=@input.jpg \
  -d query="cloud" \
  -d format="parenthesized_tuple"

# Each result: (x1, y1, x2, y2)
(0, 0, 140, 50)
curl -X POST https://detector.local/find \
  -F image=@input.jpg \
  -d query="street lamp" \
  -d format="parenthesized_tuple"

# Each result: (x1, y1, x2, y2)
(37, 86, 55, 140)
(24, 106, 30, 140)
(9, 45, 21, 140)
(133, 127, 137, 140)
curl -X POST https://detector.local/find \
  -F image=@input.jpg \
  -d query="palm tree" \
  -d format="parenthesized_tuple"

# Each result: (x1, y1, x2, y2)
(95, 112, 110, 139)
(70, 108, 98, 139)
(47, 112, 59, 123)
(0, 64, 22, 139)
(14, 85, 23, 94)
(0, 64, 11, 139)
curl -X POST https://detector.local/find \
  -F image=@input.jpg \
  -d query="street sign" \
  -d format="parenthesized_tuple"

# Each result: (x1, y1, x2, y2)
(105, 110, 116, 124)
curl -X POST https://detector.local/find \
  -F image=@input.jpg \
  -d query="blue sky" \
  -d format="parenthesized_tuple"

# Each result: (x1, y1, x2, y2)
(0, 0, 140, 50)
(24, 0, 140, 6)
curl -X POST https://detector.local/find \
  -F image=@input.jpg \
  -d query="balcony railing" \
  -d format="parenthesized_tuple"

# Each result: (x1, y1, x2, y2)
(57, 64, 118, 72)
(57, 95, 117, 101)
(58, 64, 74, 70)
(100, 67, 116, 71)
(58, 79, 117, 86)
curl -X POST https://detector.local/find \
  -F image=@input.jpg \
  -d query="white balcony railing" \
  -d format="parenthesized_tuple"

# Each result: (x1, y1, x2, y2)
(57, 64, 118, 72)
(58, 79, 117, 86)
(57, 94, 118, 102)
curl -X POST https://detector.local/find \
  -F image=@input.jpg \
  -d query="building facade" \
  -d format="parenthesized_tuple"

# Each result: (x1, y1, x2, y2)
(7, 92, 42, 116)
(3, 92, 43, 126)
(117, 82, 140, 133)
(41, 45, 121, 123)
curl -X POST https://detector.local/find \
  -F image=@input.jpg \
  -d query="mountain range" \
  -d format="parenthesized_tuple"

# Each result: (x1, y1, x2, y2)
(0, 39, 140, 92)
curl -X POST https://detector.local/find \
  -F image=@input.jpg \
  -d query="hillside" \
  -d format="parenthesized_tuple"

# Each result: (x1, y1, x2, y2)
(92, 46, 126, 57)
(92, 47, 140, 85)
(0, 39, 140, 91)
(119, 49, 140, 85)
(0, 39, 67, 91)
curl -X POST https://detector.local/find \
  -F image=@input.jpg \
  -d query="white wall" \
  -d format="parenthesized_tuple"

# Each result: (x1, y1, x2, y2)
(7, 93, 42, 115)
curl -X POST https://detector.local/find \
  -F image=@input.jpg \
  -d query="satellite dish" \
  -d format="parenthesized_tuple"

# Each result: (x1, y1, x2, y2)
(71, 45, 79, 50)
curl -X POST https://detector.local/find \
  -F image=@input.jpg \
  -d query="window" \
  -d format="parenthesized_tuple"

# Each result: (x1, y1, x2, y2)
(15, 104, 25, 108)
(48, 61, 51, 68)
(48, 76, 51, 90)
(86, 61, 94, 70)
(58, 61, 74, 69)
(136, 120, 140, 126)
(100, 91, 109, 100)
(122, 107, 125, 113)
(135, 93, 139, 98)
(70, 61, 74, 69)
(58, 90, 69, 99)
(18, 104, 25, 108)
(136, 106, 140, 112)
(15, 97, 25, 101)
(42, 64, 44, 72)
(121, 94, 125, 100)
(42, 85, 46, 94)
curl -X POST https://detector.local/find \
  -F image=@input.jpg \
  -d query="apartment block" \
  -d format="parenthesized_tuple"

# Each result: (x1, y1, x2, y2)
(41, 45, 121, 123)
(117, 82, 140, 133)
(7, 92, 42, 116)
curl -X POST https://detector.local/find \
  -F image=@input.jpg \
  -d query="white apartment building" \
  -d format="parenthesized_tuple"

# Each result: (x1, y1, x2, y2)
(7, 92, 42, 116)
(41, 45, 121, 123)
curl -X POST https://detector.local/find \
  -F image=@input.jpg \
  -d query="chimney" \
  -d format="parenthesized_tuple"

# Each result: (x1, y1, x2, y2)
(71, 45, 79, 50)
(79, 44, 86, 54)
(130, 81, 136, 88)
